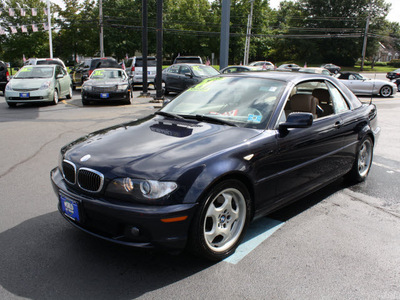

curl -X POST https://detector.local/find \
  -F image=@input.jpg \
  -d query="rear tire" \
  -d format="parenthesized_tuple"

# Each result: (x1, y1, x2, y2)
(345, 136, 374, 183)
(188, 179, 252, 261)
(66, 86, 73, 99)
(380, 85, 392, 98)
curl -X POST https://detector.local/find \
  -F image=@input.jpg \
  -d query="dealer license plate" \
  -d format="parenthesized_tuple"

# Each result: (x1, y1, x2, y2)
(60, 194, 80, 222)
(100, 93, 109, 98)
(20, 93, 30, 98)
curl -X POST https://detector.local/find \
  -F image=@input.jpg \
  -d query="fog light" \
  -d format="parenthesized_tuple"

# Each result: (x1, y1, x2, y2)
(130, 227, 140, 236)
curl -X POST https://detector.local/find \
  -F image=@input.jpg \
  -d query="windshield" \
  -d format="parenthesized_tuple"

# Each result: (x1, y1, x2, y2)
(90, 69, 126, 80)
(162, 76, 286, 129)
(191, 65, 220, 77)
(15, 66, 54, 79)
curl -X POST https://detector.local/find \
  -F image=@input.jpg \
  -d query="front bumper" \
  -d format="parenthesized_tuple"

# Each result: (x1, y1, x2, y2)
(50, 167, 197, 250)
(5, 89, 54, 103)
(81, 90, 130, 101)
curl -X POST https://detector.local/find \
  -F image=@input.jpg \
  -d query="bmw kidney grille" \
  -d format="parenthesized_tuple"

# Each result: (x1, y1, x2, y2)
(62, 160, 104, 193)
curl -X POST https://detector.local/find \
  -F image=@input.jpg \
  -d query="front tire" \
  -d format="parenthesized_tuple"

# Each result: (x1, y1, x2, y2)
(188, 179, 252, 261)
(345, 136, 374, 183)
(52, 90, 59, 105)
(380, 85, 392, 98)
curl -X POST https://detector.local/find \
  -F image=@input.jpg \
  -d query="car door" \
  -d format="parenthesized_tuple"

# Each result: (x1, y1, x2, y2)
(56, 66, 70, 96)
(348, 74, 373, 94)
(272, 81, 347, 204)
(165, 65, 180, 91)
(179, 65, 193, 91)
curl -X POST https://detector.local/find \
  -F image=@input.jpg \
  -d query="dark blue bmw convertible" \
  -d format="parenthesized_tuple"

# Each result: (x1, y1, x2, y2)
(51, 71, 380, 261)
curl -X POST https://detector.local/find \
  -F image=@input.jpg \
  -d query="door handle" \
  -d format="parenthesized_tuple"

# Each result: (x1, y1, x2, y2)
(334, 121, 343, 128)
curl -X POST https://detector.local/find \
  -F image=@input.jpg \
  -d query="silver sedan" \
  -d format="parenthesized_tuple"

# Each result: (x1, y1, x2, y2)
(336, 72, 397, 98)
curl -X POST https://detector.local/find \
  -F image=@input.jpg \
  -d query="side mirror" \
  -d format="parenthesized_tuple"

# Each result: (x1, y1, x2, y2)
(279, 112, 313, 132)
(185, 72, 193, 78)
(56, 74, 64, 79)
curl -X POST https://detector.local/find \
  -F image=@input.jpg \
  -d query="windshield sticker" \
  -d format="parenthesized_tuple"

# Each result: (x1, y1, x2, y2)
(209, 109, 238, 116)
(20, 67, 33, 72)
(188, 77, 226, 92)
(93, 70, 104, 76)
(248, 114, 262, 123)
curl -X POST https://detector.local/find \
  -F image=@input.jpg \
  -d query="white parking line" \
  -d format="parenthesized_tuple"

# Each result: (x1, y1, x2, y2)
(373, 162, 400, 173)
(224, 217, 285, 264)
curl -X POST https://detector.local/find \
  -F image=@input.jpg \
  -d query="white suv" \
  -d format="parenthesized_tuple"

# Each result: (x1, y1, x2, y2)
(126, 56, 157, 86)
(24, 58, 67, 71)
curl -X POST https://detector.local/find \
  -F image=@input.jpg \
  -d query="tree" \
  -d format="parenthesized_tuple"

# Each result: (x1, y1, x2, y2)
(0, 0, 50, 65)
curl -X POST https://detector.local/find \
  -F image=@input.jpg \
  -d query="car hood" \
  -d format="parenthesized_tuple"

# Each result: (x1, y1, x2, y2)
(62, 115, 261, 180)
(10, 78, 52, 89)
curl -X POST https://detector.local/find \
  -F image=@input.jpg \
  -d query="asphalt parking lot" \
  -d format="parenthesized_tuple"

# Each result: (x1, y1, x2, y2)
(0, 81, 399, 299)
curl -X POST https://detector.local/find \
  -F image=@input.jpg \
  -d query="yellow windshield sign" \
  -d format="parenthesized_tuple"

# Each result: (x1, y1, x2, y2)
(93, 70, 104, 76)
(188, 77, 225, 92)
(20, 67, 33, 72)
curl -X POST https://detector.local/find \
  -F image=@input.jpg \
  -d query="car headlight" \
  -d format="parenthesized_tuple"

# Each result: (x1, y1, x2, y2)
(106, 178, 178, 202)
(39, 80, 52, 90)
(5, 83, 12, 91)
(82, 85, 92, 91)
(117, 83, 129, 91)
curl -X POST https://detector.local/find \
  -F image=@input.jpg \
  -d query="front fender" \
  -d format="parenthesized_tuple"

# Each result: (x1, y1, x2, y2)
(180, 157, 252, 204)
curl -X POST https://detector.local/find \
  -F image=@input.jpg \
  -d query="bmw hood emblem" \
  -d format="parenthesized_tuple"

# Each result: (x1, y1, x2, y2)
(80, 154, 91, 162)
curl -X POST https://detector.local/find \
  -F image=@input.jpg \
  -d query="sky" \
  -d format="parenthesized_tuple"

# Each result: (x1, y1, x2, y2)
(269, 0, 399, 23)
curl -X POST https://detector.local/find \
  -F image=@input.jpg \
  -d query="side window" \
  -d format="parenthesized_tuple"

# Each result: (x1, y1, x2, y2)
(169, 65, 179, 74)
(349, 75, 355, 80)
(327, 82, 349, 114)
(179, 66, 191, 75)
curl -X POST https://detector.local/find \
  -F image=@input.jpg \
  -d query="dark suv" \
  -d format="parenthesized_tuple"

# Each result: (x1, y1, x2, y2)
(0, 60, 10, 94)
(71, 57, 121, 89)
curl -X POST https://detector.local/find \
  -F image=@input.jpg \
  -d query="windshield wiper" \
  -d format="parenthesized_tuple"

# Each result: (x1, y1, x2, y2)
(155, 111, 185, 120)
(193, 114, 238, 127)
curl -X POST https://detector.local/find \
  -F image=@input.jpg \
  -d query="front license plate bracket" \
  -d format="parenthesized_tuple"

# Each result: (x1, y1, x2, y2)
(60, 194, 81, 222)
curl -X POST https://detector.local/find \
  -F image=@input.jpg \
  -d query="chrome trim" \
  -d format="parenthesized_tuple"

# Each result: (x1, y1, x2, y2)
(77, 167, 104, 193)
(62, 159, 76, 185)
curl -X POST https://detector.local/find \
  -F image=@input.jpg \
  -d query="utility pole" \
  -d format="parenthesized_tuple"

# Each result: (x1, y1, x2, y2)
(99, 0, 104, 57)
(219, 0, 230, 70)
(360, 0, 372, 71)
(243, 0, 254, 65)
(47, 0, 53, 58)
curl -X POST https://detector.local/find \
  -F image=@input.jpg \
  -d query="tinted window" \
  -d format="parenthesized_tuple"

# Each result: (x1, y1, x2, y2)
(175, 58, 201, 64)
(90, 59, 120, 69)
(37, 60, 63, 67)
(134, 58, 157, 67)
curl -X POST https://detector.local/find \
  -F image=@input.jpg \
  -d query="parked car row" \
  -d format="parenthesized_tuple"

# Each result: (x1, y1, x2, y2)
(3, 56, 399, 107)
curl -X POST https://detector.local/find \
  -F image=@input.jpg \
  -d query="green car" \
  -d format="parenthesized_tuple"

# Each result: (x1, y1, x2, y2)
(5, 65, 72, 107)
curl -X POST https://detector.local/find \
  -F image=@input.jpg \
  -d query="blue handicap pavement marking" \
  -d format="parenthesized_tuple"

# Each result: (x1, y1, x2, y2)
(224, 217, 285, 265)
